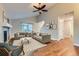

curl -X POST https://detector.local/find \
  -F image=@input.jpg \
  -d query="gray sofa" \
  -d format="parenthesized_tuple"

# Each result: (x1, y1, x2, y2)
(14, 32, 51, 44)
(33, 35, 51, 44)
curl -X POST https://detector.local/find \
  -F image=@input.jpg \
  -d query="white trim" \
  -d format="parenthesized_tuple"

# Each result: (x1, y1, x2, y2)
(74, 43, 79, 47)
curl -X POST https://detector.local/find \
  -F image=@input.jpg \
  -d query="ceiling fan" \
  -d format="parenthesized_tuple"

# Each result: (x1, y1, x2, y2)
(33, 3, 48, 14)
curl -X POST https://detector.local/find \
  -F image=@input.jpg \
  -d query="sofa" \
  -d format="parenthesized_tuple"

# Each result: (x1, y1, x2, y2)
(14, 32, 51, 44)
(32, 34, 51, 44)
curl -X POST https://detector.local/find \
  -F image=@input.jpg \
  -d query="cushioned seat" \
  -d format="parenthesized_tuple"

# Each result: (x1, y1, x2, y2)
(0, 43, 23, 56)
(33, 35, 51, 44)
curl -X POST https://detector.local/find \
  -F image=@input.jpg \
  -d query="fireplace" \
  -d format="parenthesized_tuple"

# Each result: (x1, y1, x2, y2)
(2, 22, 12, 43)
(2, 11, 12, 43)
(3, 31, 8, 42)
(3, 27, 9, 43)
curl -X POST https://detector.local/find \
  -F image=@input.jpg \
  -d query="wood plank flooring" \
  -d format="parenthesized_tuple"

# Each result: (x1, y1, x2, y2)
(32, 37, 77, 56)
(75, 46, 79, 56)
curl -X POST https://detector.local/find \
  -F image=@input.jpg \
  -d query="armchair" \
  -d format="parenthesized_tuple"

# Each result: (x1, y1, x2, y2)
(0, 43, 24, 56)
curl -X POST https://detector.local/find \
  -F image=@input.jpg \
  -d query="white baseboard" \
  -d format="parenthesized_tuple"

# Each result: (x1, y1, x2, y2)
(74, 43, 79, 46)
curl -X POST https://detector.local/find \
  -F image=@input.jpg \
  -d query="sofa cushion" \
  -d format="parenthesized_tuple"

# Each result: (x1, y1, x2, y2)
(4, 43, 12, 51)
(0, 43, 5, 47)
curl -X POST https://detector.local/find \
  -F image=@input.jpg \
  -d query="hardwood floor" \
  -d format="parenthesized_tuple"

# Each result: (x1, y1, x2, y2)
(32, 37, 77, 56)
(75, 46, 79, 56)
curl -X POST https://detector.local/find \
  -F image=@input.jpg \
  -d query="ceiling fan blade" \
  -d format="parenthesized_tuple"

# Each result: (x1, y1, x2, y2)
(33, 10, 39, 12)
(42, 10, 48, 12)
(40, 5, 46, 9)
(33, 6, 39, 9)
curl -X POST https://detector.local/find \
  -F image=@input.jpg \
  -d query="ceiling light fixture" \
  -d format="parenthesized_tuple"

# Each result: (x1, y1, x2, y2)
(33, 3, 48, 14)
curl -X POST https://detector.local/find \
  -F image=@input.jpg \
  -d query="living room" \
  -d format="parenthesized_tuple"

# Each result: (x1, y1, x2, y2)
(0, 3, 79, 56)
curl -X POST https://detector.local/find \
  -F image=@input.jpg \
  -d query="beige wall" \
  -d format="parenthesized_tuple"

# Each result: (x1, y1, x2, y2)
(0, 4, 5, 42)
(74, 4, 79, 44)
(37, 3, 79, 44)
(37, 3, 74, 39)
(10, 16, 37, 37)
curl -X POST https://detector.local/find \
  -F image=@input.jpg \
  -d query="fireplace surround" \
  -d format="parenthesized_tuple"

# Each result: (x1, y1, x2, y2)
(3, 27, 9, 43)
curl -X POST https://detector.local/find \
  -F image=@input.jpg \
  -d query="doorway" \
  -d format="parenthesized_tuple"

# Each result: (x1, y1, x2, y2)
(58, 12, 74, 39)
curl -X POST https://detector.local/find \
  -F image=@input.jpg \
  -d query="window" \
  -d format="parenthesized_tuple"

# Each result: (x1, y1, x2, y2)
(21, 23, 32, 32)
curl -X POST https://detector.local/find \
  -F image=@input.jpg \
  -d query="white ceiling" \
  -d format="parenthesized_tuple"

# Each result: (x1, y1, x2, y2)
(2, 3, 55, 19)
